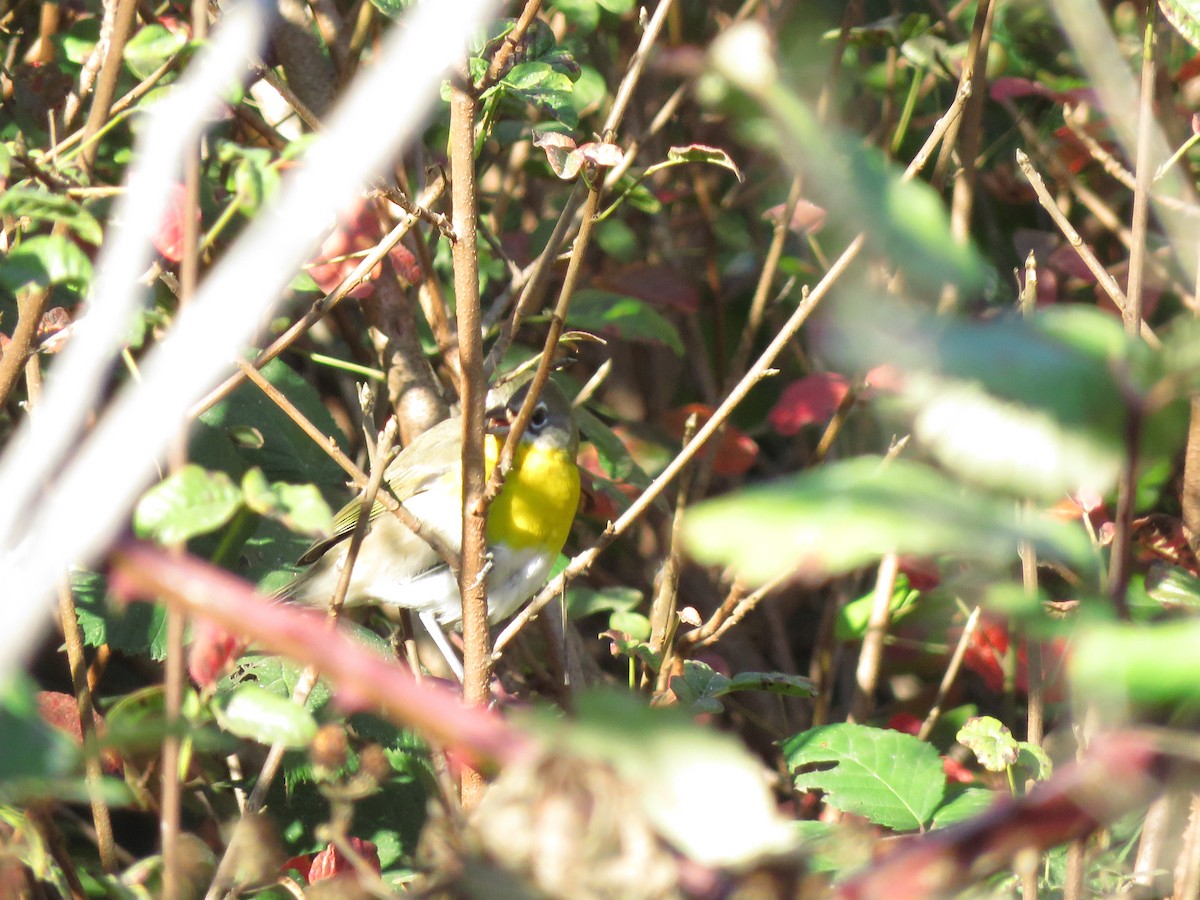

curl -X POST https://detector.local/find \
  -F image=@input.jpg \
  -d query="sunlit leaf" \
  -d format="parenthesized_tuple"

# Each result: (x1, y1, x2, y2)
(133, 464, 243, 544)
(957, 716, 1018, 772)
(682, 456, 1092, 586)
(241, 467, 334, 537)
(784, 723, 946, 831)
(215, 684, 317, 749)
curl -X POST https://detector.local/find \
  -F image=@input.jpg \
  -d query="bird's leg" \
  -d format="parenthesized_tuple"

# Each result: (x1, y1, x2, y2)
(419, 611, 464, 682)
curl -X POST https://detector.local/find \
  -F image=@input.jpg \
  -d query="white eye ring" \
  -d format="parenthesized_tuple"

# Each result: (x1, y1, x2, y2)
(530, 404, 549, 430)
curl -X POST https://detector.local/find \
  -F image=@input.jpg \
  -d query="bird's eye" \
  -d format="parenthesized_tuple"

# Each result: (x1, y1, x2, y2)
(530, 403, 549, 431)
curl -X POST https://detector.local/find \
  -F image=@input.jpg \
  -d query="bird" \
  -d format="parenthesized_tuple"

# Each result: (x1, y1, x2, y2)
(287, 378, 580, 678)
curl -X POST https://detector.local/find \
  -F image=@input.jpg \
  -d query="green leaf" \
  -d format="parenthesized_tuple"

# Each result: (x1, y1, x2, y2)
(682, 456, 1092, 587)
(726, 671, 817, 699)
(670, 660, 730, 714)
(783, 723, 946, 831)
(827, 303, 1165, 501)
(0, 188, 102, 245)
(214, 684, 317, 749)
(1014, 741, 1053, 784)
(1147, 565, 1200, 610)
(551, 0, 601, 30)
(574, 406, 634, 480)
(1161, 0, 1200, 51)
(1070, 619, 1200, 706)
(664, 144, 744, 181)
(609, 609, 651, 641)
(194, 359, 347, 500)
(0, 676, 79, 784)
(836, 576, 920, 640)
(566, 584, 643, 619)
(368, 0, 411, 20)
(0, 234, 93, 292)
(73, 570, 168, 660)
(931, 786, 995, 829)
(567, 289, 684, 354)
(240, 468, 333, 537)
(956, 716, 1018, 772)
(133, 464, 243, 544)
(123, 23, 188, 79)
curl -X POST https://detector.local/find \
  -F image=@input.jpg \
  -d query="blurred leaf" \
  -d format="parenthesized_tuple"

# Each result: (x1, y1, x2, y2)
(609, 609, 651, 641)
(215, 684, 317, 749)
(134, 464, 243, 544)
(1070, 620, 1200, 705)
(930, 786, 995, 829)
(1146, 565, 1200, 610)
(835, 577, 920, 640)
(956, 716, 1018, 772)
(123, 23, 187, 79)
(1161, 0, 1200, 51)
(0, 676, 79, 784)
(567, 289, 684, 354)
(532, 691, 798, 866)
(824, 303, 1180, 500)
(367, 0, 411, 21)
(784, 723, 946, 831)
(0, 188, 102, 244)
(241, 467, 333, 537)
(551, 0, 601, 30)
(682, 456, 1092, 586)
(0, 234, 92, 292)
(567, 584, 643, 619)
(712, 24, 985, 292)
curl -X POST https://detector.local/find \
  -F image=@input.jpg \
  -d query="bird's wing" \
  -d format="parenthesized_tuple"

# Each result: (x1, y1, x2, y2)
(296, 417, 462, 566)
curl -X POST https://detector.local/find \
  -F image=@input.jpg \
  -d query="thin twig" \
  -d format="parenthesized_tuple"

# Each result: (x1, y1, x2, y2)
(918, 606, 981, 742)
(684, 573, 791, 652)
(1125, 3, 1158, 338)
(1015, 149, 1160, 348)
(848, 552, 900, 724)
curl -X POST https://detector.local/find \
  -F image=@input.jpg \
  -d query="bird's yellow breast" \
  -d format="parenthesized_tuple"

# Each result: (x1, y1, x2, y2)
(484, 435, 580, 554)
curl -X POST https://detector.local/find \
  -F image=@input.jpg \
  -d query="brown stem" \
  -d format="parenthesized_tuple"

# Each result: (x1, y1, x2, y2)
(79, 0, 139, 170)
(448, 75, 489, 805)
(56, 580, 117, 873)
(479, 0, 544, 90)
(0, 287, 49, 409)
(937, 0, 995, 313)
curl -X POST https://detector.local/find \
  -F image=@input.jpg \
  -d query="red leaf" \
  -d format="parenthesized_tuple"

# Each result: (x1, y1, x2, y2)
(886, 712, 922, 736)
(962, 621, 1008, 694)
(152, 183, 200, 263)
(763, 198, 826, 235)
(188, 619, 245, 688)
(662, 403, 759, 476)
(308, 838, 380, 883)
(942, 756, 976, 785)
(897, 557, 941, 591)
(281, 854, 314, 881)
(597, 262, 699, 313)
(36, 691, 122, 775)
(308, 199, 421, 299)
(768, 373, 850, 435)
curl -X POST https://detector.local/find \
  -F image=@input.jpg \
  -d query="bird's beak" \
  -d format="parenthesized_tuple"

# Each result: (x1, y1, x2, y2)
(484, 403, 513, 436)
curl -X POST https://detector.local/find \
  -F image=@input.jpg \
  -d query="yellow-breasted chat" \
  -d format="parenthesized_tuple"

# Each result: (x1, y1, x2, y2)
(287, 378, 580, 677)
